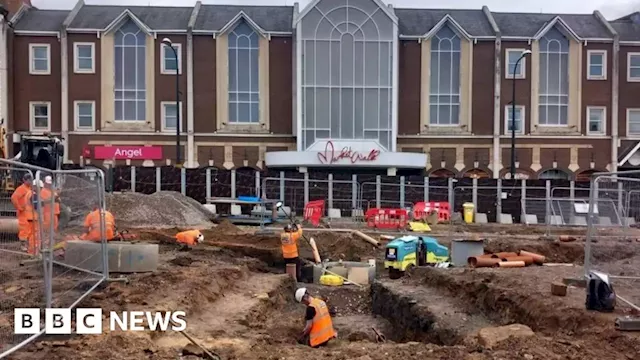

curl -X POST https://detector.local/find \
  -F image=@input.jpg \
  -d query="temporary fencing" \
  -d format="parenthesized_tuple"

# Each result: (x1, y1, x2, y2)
(585, 171, 640, 312)
(0, 161, 108, 358)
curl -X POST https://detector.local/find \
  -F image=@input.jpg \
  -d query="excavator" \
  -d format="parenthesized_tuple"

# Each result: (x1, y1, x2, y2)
(0, 126, 66, 230)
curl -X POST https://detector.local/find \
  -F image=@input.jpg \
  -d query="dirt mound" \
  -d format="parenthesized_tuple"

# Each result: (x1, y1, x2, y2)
(103, 191, 215, 229)
(215, 220, 244, 234)
(311, 232, 379, 262)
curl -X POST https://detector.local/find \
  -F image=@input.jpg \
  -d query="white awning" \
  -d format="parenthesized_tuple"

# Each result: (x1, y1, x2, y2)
(265, 151, 427, 169)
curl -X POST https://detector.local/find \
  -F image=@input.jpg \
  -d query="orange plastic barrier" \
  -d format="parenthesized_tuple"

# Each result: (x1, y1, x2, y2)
(304, 200, 325, 227)
(365, 208, 409, 230)
(412, 201, 451, 223)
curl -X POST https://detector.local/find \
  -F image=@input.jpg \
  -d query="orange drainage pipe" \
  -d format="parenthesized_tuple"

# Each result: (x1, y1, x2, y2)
(491, 252, 518, 259)
(519, 251, 546, 265)
(478, 254, 494, 259)
(468, 257, 502, 268)
(498, 261, 526, 268)
(503, 256, 534, 266)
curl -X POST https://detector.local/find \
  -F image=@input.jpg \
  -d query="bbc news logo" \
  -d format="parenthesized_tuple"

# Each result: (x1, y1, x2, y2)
(15, 308, 187, 334)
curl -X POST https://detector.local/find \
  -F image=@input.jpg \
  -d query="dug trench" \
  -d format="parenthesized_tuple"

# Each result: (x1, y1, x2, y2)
(9, 226, 640, 359)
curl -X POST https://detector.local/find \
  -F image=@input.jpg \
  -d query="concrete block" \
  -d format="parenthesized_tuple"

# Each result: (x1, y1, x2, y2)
(498, 214, 513, 224)
(522, 214, 538, 225)
(475, 213, 488, 224)
(598, 216, 612, 226)
(203, 204, 217, 214)
(230, 204, 242, 216)
(571, 216, 587, 226)
(64, 241, 159, 273)
(547, 215, 564, 225)
(328, 208, 342, 219)
(351, 209, 364, 218)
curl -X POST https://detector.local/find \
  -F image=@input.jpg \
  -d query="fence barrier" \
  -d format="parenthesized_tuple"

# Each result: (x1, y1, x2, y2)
(585, 171, 640, 312)
(0, 161, 108, 357)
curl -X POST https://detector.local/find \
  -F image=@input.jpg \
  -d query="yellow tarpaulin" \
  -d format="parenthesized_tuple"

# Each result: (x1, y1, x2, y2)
(408, 222, 431, 232)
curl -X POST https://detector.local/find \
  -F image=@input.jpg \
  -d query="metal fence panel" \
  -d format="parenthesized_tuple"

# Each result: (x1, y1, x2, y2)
(585, 173, 640, 311)
(0, 163, 108, 358)
(0, 162, 44, 355)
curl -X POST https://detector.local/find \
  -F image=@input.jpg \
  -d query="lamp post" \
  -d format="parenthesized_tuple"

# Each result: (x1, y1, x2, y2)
(510, 49, 532, 179)
(161, 38, 181, 165)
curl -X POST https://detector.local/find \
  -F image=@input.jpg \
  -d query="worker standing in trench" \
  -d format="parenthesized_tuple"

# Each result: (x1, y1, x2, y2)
(295, 288, 337, 348)
(281, 223, 303, 281)
(11, 173, 39, 255)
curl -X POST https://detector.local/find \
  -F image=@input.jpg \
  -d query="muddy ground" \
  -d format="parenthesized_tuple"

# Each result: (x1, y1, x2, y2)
(1, 221, 640, 359)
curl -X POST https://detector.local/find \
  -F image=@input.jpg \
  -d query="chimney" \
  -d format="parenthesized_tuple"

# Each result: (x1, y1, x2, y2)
(0, 0, 31, 16)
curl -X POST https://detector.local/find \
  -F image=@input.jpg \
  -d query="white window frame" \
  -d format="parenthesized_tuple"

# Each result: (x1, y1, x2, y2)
(161, 101, 182, 132)
(73, 42, 95, 74)
(74, 100, 95, 131)
(161, 43, 182, 75)
(29, 101, 51, 132)
(587, 50, 607, 80)
(627, 108, 640, 136)
(627, 52, 640, 82)
(505, 49, 527, 79)
(29, 44, 51, 75)
(504, 105, 525, 135)
(586, 106, 606, 135)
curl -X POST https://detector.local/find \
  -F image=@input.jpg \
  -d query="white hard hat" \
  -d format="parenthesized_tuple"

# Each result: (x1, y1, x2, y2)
(295, 288, 307, 303)
(37, 180, 44, 188)
(44, 176, 52, 184)
(197, 233, 204, 243)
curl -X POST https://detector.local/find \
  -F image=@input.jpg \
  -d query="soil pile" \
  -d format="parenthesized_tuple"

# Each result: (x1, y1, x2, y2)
(104, 191, 215, 229)
(311, 231, 378, 262)
(215, 220, 245, 235)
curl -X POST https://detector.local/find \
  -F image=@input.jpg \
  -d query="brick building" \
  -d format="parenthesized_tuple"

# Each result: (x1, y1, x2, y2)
(2, 0, 640, 180)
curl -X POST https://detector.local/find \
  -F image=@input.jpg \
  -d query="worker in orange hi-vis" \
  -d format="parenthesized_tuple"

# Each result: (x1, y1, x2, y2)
(11, 173, 38, 254)
(80, 204, 116, 242)
(281, 224, 303, 281)
(42, 176, 61, 232)
(175, 229, 204, 247)
(39, 176, 59, 235)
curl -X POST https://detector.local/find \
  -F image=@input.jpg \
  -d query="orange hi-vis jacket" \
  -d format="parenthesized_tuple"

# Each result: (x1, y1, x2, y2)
(176, 230, 202, 246)
(82, 209, 115, 242)
(308, 296, 337, 347)
(39, 187, 60, 229)
(280, 227, 302, 259)
(11, 184, 36, 241)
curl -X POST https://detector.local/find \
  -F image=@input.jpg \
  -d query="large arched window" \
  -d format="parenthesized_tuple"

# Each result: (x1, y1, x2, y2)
(539, 27, 569, 125)
(299, 0, 394, 150)
(228, 20, 260, 124)
(114, 19, 146, 121)
(430, 25, 461, 126)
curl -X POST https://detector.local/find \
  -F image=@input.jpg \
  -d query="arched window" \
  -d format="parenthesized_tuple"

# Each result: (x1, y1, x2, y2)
(539, 169, 570, 180)
(299, 0, 394, 150)
(430, 25, 461, 126)
(463, 168, 490, 179)
(228, 20, 259, 124)
(539, 27, 569, 125)
(114, 19, 146, 121)
(430, 168, 455, 178)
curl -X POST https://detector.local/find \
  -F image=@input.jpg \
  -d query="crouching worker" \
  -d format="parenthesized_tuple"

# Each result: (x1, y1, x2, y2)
(295, 288, 337, 348)
(175, 229, 204, 247)
(281, 224, 303, 281)
(80, 204, 116, 242)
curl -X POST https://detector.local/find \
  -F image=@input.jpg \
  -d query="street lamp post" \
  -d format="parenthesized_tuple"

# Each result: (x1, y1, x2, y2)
(510, 49, 532, 179)
(161, 38, 181, 165)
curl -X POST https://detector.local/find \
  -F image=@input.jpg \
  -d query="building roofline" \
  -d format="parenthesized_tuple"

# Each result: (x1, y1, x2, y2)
(422, 14, 472, 40)
(103, 8, 152, 35)
(216, 10, 268, 37)
(594, 10, 618, 38)
(533, 16, 581, 41)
